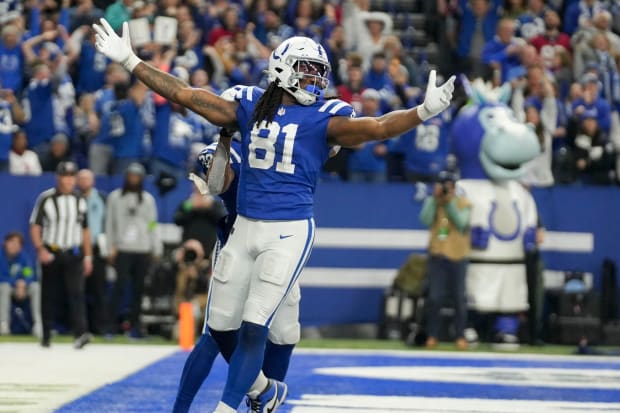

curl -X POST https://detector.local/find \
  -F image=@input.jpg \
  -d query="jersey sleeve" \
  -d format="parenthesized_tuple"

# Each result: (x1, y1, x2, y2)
(317, 99, 356, 118)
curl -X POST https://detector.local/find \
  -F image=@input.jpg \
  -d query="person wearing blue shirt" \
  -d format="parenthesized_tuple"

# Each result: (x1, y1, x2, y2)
(72, 28, 109, 95)
(563, 0, 605, 36)
(89, 63, 130, 175)
(94, 21, 454, 412)
(347, 89, 388, 182)
(151, 68, 214, 180)
(22, 64, 57, 156)
(108, 80, 154, 175)
(401, 109, 452, 183)
(0, 25, 24, 93)
(0, 232, 40, 337)
(571, 73, 612, 134)
(456, 0, 500, 78)
(482, 18, 527, 84)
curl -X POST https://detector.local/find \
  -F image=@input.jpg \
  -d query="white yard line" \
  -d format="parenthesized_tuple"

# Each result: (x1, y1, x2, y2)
(0, 343, 176, 413)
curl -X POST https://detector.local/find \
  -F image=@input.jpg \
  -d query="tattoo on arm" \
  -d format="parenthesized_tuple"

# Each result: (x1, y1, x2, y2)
(190, 91, 224, 114)
(133, 63, 188, 101)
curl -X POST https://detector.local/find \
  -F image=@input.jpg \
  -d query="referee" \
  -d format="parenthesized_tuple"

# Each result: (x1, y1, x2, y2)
(30, 161, 93, 348)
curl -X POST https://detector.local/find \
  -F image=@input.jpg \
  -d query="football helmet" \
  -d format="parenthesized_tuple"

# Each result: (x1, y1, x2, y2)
(268, 36, 331, 105)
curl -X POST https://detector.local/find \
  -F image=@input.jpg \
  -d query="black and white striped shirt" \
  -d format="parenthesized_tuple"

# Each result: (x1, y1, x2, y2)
(29, 188, 88, 249)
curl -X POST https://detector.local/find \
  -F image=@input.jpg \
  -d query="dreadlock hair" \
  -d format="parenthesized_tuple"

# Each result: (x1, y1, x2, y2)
(251, 82, 285, 127)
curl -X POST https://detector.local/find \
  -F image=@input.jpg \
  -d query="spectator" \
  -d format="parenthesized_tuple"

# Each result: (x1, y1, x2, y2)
(571, 72, 612, 134)
(174, 20, 204, 74)
(530, 9, 571, 62)
(207, 5, 242, 46)
(455, 0, 500, 79)
(29, 161, 93, 348)
(513, 0, 547, 41)
(88, 63, 129, 175)
(262, 7, 294, 50)
(104, 0, 132, 31)
(0, 25, 24, 93)
(68, 26, 109, 95)
(0, 88, 26, 170)
(0, 232, 40, 336)
(68, 0, 104, 32)
(572, 10, 620, 78)
(76, 169, 107, 335)
(8, 130, 41, 175)
(419, 171, 471, 350)
(347, 89, 388, 183)
(583, 34, 620, 107)
(482, 17, 527, 84)
(21, 63, 63, 156)
(520, 95, 557, 187)
(363, 52, 394, 97)
(401, 105, 452, 183)
(40, 133, 74, 173)
(151, 69, 214, 180)
(572, 109, 616, 184)
(105, 163, 161, 338)
(336, 57, 365, 114)
(174, 187, 227, 259)
(356, 11, 392, 68)
(108, 80, 154, 175)
(563, 0, 606, 36)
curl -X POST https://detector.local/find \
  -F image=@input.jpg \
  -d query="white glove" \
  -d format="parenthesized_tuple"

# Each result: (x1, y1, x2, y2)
(92, 18, 141, 72)
(417, 70, 456, 121)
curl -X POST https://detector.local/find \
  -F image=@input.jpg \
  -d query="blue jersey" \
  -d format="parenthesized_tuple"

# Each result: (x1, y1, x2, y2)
(92, 88, 115, 145)
(198, 140, 242, 244)
(0, 250, 36, 286)
(0, 42, 23, 92)
(76, 42, 108, 95)
(153, 103, 211, 167)
(232, 86, 354, 220)
(23, 80, 55, 147)
(109, 95, 154, 158)
(401, 111, 451, 176)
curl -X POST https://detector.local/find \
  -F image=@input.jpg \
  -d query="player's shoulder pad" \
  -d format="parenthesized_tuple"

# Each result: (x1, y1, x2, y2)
(220, 85, 265, 103)
(317, 99, 356, 118)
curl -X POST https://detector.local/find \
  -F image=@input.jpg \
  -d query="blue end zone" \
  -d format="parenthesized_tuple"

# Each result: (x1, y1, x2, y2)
(58, 351, 620, 412)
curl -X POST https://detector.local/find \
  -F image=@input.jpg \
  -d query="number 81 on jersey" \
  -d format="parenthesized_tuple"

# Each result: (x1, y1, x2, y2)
(248, 120, 298, 175)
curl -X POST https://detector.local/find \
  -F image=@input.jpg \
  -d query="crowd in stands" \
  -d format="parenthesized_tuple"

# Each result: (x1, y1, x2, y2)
(0, 0, 619, 186)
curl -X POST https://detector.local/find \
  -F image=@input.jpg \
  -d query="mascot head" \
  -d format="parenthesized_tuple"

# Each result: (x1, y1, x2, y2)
(452, 79, 540, 181)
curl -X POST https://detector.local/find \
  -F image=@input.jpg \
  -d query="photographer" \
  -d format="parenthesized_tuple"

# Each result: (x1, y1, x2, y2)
(173, 239, 210, 321)
(419, 171, 471, 350)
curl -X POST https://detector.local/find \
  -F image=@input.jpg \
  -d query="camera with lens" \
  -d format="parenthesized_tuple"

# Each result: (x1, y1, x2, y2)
(437, 170, 458, 196)
(182, 248, 198, 264)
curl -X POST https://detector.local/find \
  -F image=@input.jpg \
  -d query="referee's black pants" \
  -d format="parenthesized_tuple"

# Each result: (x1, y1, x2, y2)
(41, 249, 87, 342)
(106, 252, 150, 334)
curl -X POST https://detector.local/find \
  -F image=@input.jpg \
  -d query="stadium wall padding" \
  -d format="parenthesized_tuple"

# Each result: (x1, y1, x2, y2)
(1, 174, 618, 326)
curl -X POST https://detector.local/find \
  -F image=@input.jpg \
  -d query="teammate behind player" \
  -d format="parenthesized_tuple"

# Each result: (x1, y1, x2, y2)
(93, 18, 454, 413)
(174, 131, 301, 412)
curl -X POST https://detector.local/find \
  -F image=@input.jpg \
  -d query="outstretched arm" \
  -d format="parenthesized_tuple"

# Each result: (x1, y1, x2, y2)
(327, 70, 455, 147)
(92, 18, 237, 128)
